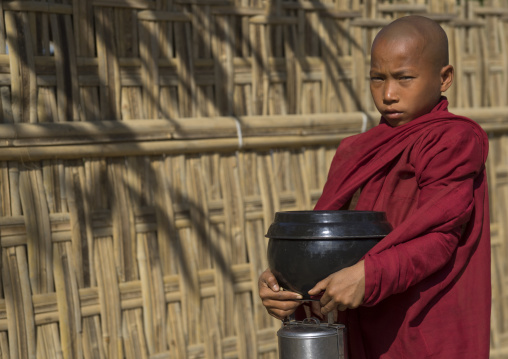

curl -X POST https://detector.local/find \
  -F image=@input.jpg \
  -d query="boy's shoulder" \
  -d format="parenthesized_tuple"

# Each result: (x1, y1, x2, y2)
(410, 117, 487, 166)
(338, 114, 485, 154)
(416, 116, 484, 146)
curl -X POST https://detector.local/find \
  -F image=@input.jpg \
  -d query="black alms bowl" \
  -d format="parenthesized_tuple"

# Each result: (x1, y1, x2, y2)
(266, 210, 392, 299)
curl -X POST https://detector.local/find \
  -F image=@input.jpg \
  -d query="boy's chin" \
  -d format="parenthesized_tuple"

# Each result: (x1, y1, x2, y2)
(383, 116, 413, 127)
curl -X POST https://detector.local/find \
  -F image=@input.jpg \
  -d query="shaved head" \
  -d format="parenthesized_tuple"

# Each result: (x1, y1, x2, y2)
(369, 15, 454, 126)
(372, 16, 449, 71)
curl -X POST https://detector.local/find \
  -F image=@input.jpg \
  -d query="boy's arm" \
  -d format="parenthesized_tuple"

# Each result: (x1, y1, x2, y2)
(363, 123, 485, 306)
(363, 229, 461, 306)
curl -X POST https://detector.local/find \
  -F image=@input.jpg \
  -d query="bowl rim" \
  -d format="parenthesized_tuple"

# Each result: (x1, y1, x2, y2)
(265, 210, 392, 239)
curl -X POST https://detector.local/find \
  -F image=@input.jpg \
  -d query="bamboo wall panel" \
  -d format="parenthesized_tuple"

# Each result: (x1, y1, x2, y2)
(0, 0, 507, 358)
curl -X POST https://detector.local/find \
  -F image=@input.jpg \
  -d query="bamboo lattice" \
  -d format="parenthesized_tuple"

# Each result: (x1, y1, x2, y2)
(0, 0, 507, 358)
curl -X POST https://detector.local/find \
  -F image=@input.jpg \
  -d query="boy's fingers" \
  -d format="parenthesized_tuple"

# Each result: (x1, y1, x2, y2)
(264, 298, 301, 311)
(265, 275, 280, 292)
(308, 277, 329, 295)
(263, 297, 302, 320)
(258, 269, 303, 300)
(259, 282, 303, 301)
(266, 289, 303, 301)
(258, 268, 304, 320)
(258, 269, 280, 292)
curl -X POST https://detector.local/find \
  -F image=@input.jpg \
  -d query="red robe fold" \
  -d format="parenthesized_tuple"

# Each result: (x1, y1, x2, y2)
(314, 98, 491, 359)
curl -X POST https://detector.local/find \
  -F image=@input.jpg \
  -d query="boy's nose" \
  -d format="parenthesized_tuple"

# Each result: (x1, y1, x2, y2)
(383, 82, 399, 104)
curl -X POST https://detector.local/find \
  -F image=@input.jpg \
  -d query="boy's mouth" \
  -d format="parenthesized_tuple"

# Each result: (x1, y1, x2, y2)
(383, 110, 403, 120)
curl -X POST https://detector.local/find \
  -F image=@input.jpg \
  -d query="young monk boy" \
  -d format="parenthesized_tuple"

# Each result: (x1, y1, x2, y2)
(258, 15, 491, 358)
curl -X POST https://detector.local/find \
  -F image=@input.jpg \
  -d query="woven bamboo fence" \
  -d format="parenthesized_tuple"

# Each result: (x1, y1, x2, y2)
(0, 0, 508, 358)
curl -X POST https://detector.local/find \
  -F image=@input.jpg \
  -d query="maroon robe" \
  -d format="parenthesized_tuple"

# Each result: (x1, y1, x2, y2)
(314, 98, 491, 358)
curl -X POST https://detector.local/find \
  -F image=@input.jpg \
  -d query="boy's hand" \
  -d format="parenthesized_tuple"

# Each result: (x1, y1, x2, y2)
(258, 268, 303, 320)
(308, 260, 366, 315)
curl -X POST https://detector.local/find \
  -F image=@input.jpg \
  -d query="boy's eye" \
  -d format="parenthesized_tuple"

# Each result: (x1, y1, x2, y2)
(399, 76, 414, 81)
(370, 76, 383, 82)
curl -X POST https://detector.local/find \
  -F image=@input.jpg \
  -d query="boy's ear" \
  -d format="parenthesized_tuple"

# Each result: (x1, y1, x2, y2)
(440, 65, 454, 92)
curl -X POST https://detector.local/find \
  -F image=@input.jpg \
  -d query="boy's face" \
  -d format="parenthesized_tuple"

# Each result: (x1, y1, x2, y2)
(369, 36, 451, 127)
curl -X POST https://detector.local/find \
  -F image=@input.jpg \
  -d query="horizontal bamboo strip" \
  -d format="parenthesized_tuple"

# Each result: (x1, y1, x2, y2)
(0, 112, 368, 144)
(2, 1, 73, 14)
(474, 7, 508, 16)
(377, 4, 428, 13)
(322, 10, 363, 19)
(174, 0, 232, 5)
(137, 11, 191, 22)
(449, 19, 485, 27)
(425, 13, 458, 22)
(0, 108, 505, 161)
(281, 1, 335, 11)
(92, 0, 156, 9)
(351, 18, 392, 27)
(0, 54, 331, 73)
(249, 15, 299, 25)
(0, 107, 507, 143)
(0, 135, 352, 161)
(210, 7, 265, 16)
